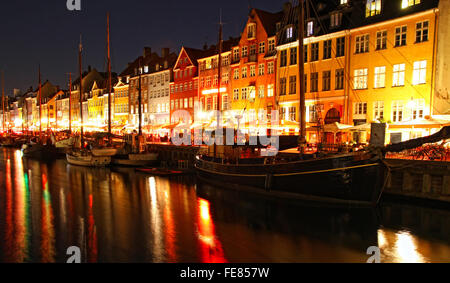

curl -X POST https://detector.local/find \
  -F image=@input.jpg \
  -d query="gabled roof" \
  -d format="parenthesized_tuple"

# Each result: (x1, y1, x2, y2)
(254, 8, 284, 37)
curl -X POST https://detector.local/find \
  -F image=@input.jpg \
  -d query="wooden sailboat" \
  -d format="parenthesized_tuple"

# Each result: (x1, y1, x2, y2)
(66, 35, 111, 167)
(194, 4, 386, 206)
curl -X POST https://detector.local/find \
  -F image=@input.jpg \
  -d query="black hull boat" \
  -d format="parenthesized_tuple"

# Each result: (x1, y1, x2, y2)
(21, 143, 62, 160)
(195, 152, 385, 206)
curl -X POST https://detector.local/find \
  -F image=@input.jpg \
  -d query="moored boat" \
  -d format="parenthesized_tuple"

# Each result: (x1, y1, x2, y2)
(112, 152, 158, 166)
(66, 150, 111, 167)
(22, 143, 61, 160)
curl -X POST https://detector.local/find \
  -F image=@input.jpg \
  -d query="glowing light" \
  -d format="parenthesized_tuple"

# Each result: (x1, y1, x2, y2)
(395, 231, 425, 263)
(201, 88, 227, 95)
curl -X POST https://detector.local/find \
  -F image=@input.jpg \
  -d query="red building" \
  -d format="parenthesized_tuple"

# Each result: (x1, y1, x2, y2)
(230, 8, 283, 123)
(170, 47, 207, 123)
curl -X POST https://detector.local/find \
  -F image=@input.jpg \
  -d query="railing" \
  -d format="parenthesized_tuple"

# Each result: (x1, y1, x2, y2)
(386, 144, 450, 161)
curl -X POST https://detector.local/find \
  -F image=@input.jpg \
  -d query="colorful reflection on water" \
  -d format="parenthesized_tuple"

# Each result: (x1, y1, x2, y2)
(0, 148, 449, 263)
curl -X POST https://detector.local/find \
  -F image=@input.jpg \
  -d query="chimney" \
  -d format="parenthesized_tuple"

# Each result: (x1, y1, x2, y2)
(283, 2, 292, 14)
(144, 47, 152, 58)
(88, 65, 92, 72)
(161, 47, 169, 58)
(164, 60, 168, 69)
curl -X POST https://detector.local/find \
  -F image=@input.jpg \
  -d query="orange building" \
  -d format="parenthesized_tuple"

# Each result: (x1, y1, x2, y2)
(230, 8, 283, 125)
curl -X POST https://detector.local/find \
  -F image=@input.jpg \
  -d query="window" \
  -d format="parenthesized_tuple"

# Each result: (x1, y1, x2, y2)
(280, 50, 288, 67)
(222, 95, 228, 110)
(354, 68, 368, 89)
(366, 0, 382, 17)
(280, 78, 287, 96)
(340, 0, 348, 4)
(248, 23, 256, 39)
(374, 66, 386, 88)
(213, 75, 218, 86)
(259, 42, 265, 54)
(233, 69, 239, 80)
(250, 65, 256, 77)
(307, 21, 314, 36)
(310, 43, 319, 61)
(233, 88, 239, 100)
(233, 48, 240, 61)
(335, 69, 344, 90)
(268, 62, 274, 74)
(393, 63, 405, 86)
(330, 12, 342, 28)
(289, 106, 297, 121)
(322, 71, 331, 91)
(395, 26, 407, 47)
(241, 88, 248, 99)
(416, 21, 429, 43)
(258, 63, 265, 76)
(402, 0, 421, 9)
(355, 34, 369, 53)
(267, 85, 274, 97)
(310, 72, 318, 92)
(286, 26, 293, 39)
(376, 31, 387, 50)
(374, 101, 384, 120)
(268, 39, 275, 53)
(242, 46, 248, 57)
(223, 55, 229, 66)
(206, 97, 212, 111)
(411, 99, 425, 119)
(289, 76, 297, 94)
(413, 60, 427, 85)
(354, 102, 367, 115)
(242, 67, 247, 79)
(258, 85, 265, 98)
(290, 47, 297, 65)
(392, 101, 404, 122)
(323, 40, 332, 59)
(250, 45, 257, 56)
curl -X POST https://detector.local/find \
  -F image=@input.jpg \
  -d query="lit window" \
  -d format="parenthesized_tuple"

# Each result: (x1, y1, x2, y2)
(286, 27, 293, 39)
(267, 84, 274, 97)
(247, 23, 256, 39)
(392, 101, 404, 122)
(233, 48, 240, 61)
(242, 46, 248, 57)
(307, 21, 314, 36)
(354, 102, 367, 115)
(402, 0, 421, 9)
(393, 63, 405, 87)
(374, 66, 386, 88)
(258, 85, 265, 98)
(268, 62, 274, 74)
(233, 88, 239, 100)
(374, 101, 384, 120)
(258, 42, 265, 54)
(410, 99, 425, 119)
(233, 69, 239, 80)
(250, 65, 256, 77)
(258, 63, 265, 76)
(241, 87, 248, 99)
(268, 39, 275, 53)
(413, 60, 427, 85)
(340, 0, 348, 4)
(366, 0, 382, 18)
(354, 68, 368, 89)
(242, 67, 247, 79)
(330, 12, 342, 28)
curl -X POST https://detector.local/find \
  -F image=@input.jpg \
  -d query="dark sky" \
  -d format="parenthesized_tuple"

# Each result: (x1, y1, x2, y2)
(0, 0, 284, 96)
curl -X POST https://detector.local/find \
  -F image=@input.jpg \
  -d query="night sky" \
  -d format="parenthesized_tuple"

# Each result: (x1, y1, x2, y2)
(0, 0, 284, 96)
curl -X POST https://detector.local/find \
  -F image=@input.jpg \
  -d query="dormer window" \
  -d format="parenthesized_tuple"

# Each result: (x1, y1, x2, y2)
(247, 23, 256, 39)
(340, 0, 348, 4)
(366, 0, 382, 17)
(144, 66, 149, 73)
(307, 21, 314, 36)
(286, 26, 293, 39)
(402, 0, 421, 9)
(330, 12, 342, 28)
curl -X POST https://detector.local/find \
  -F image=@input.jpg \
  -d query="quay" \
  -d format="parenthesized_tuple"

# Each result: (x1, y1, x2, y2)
(384, 159, 450, 204)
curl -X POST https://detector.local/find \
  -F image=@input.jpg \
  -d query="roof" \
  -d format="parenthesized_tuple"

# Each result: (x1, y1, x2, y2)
(254, 8, 284, 37)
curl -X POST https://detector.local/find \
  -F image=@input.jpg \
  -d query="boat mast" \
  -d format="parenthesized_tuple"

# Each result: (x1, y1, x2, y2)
(138, 58, 142, 136)
(79, 35, 84, 147)
(107, 12, 112, 140)
(298, 0, 306, 154)
(1, 71, 5, 133)
(68, 73, 72, 134)
(39, 65, 42, 139)
(214, 18, 223, 159)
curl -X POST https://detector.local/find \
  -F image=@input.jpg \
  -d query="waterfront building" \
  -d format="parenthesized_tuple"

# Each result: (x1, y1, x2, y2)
(56, 90, 70, 130)
(170, 47, 204, 123)
(197, 37, 240, 126)
(230, 8, 283, 126)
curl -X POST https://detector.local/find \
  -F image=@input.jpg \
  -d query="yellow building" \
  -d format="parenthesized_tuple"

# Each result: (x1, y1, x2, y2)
(113, 79, 129, 127)
(87, 81, 106, 128)
(349, 7, 438, 143)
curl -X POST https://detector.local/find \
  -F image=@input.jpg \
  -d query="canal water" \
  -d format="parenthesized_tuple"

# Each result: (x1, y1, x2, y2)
(0, 148, 449, 263)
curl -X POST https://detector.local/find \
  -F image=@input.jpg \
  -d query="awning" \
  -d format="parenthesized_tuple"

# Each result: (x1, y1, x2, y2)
(323, 122, 353, 132)
(389, 117, 450, 129)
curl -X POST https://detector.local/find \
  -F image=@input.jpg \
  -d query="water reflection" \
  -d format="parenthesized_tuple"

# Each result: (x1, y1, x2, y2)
(0, 148, 449, 263)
